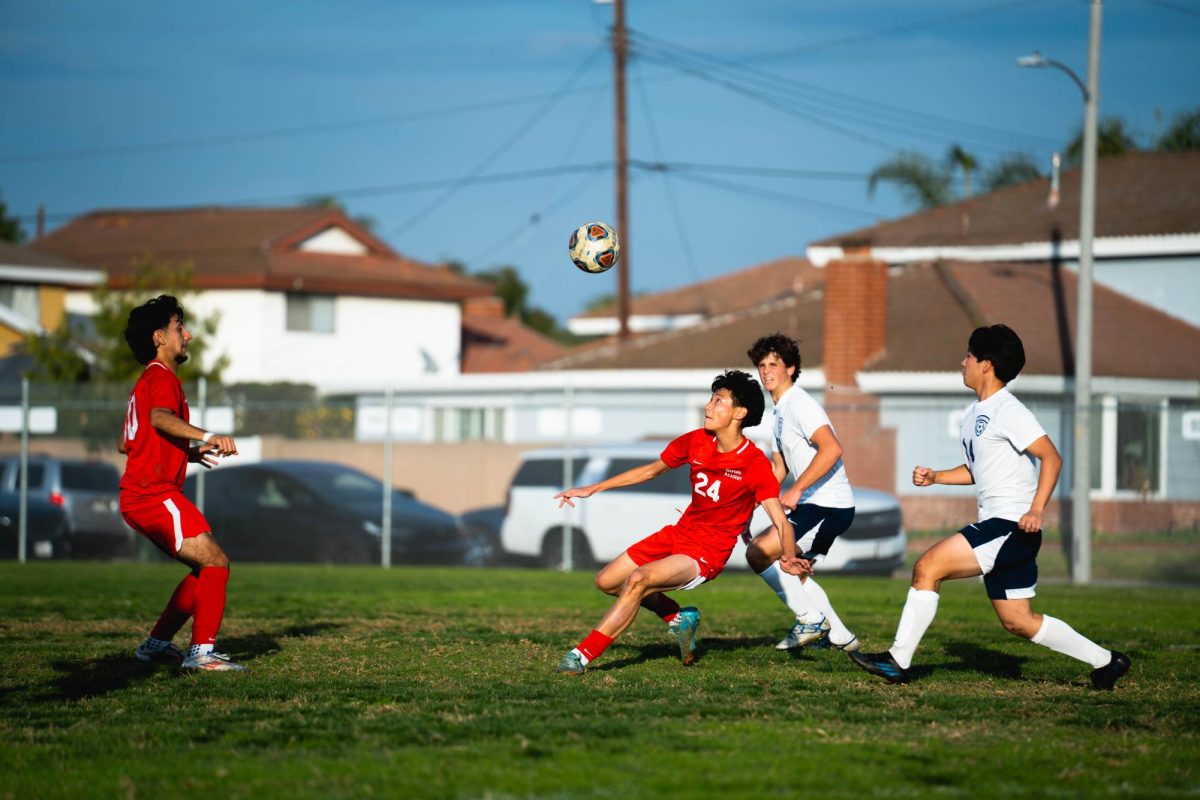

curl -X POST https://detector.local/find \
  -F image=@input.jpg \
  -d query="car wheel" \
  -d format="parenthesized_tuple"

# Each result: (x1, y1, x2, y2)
(540, 528, 594, 571)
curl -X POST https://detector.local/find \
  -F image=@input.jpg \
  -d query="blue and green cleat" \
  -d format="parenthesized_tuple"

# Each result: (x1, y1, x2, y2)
(668, 607, 702, 666)
(555, 651, 585, 675)
(849, 650, 910, 684)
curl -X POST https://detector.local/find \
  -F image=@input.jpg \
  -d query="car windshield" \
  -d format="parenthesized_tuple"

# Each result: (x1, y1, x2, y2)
(62, 464, 119, 491)
(287, 464, 390, 509)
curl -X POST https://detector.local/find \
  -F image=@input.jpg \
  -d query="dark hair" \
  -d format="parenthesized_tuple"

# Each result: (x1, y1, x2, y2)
(747, 333, 801, 381)
(968, 324, 1025, 383)
(711, 369, 765, 429)
(124, 295, 185, 365)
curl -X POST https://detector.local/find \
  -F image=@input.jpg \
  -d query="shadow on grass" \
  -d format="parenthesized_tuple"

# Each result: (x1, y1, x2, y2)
(39, 622, 341, 702)
(591, 635, 773, 671)
(917, 642, 1030, 682)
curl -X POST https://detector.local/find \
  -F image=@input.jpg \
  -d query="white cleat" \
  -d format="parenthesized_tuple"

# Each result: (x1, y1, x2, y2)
(774, 617, 830, 650)
(181, 651, 247, 671)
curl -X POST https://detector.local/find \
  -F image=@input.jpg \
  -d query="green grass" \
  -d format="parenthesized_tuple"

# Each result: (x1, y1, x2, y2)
(1, 563, 1197, 799)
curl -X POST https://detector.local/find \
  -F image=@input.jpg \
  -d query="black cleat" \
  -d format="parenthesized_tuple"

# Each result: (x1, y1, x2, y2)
(849, 650, 910, 684)
(1090, 650, 1131, 690)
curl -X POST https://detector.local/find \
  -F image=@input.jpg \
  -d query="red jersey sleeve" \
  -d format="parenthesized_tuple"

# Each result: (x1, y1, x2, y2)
(747, 452, 781, 504)
(144, 367, 182, 413)
(660, 430, 698, 469)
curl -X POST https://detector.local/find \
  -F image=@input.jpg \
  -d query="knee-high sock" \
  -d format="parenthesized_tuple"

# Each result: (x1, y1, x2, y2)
(757, 563, 820, 622)
(190, 566, 229, 649)
(890, 587, 939, 669)
(150, 572, 199, 641)
(573, 629, 614, 666)
(1031, 615, 1111, 668)
(803, 577, 853, 645)
(640, 592, 681, 624)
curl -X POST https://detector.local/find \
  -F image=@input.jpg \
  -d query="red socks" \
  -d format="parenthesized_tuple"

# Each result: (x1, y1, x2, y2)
(576, 629, 614, 664)
(190, 566, 229, 648)
(640, 592, 681, 624)
(150, 572, 199, 640)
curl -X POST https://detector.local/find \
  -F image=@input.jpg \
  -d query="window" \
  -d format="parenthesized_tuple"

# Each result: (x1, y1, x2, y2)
(512, 458, 585, 488)
(286, 294, 335, 333)
(0, 283, 40, 323)
(604, 457, 692, 495)
(432, 407, 505, 442)
(1089, 397, 1163, 495)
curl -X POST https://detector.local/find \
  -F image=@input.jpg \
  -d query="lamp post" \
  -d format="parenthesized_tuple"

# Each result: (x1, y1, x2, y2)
(1018, 0, 1102, 584)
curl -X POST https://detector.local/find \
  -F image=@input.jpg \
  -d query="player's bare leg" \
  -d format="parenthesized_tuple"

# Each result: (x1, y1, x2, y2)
(747, 527, 828, 649)
(993, 597, 1129, 689)
(594, 554, 699, 640)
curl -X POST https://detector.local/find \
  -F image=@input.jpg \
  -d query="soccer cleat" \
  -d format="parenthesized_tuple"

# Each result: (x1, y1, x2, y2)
(810, 632, 860, 652)
(774, 616, 830, 650)
(134, 638, 185, 666)
(555, 651, 585, 675)
(668, 606, 702, 666)
(1090, 650, 1131, 691)
(849, 650, 910, 684)
(180, 651, 247, 671)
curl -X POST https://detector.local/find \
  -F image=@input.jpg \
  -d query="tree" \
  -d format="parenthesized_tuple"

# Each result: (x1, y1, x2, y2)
(868, 151, 953, 210)
(946, 145, 979, 199)
(26, 256, 228, 386)
(475, 265, 529, 318)
(1158, 108, 1200, 152)
(302, 195, 378, 233)
(982, 153, 1044, 192)
(1065, 117, 1138, 166)
(0, 194, 25, 244)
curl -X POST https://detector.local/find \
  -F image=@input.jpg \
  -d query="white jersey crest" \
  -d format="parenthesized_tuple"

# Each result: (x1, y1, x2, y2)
(959, 388, 1047, 522)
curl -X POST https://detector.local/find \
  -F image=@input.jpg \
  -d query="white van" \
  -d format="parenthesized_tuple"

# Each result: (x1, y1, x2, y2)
(499, 441, 906, 574)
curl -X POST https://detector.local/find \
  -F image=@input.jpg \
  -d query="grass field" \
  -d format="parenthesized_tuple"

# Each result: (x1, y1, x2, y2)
(2, 562, 1198, 799)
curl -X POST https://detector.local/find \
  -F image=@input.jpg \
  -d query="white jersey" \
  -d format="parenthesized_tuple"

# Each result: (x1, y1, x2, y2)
(771, 385, 854, 509)
(959, 387, 1048, 522)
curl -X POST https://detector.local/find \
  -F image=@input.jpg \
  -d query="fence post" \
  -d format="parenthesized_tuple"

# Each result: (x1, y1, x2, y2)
(17, 378, 29, 564)
(196, 377, 207, 514)
(562, 382, 574, 571)
(381, 385, 393, 569)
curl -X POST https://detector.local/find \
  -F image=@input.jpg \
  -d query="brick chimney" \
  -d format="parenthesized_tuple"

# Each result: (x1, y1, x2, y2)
(463, 296, 506, 319)
(820, 243, 896, 495)
(821, 244, 887, 387)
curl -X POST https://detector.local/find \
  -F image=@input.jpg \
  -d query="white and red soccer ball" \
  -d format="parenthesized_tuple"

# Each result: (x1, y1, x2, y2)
(569, 221, 620, 274)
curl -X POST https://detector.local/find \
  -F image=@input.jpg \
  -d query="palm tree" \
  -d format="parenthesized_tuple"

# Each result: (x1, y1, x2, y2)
(982, 153, 1044, 192)
(946, 145, 979, 198)
(1065, 117, 1138, 166)
(867, 151, 953, 210)
(1157, 108, 1200, 151)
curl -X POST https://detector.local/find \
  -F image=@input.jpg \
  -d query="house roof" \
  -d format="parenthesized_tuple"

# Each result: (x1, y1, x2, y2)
(0, 241, 106, 286)
(812, 150, 1200, 250)
(29, 206, 493, 301)
(461, 315, 569, 373)
(541, 259, 1200, 382)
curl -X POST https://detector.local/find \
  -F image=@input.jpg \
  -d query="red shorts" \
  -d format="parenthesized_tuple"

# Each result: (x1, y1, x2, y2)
(121, 491, 212, 557)
(625, 524, 732, 584)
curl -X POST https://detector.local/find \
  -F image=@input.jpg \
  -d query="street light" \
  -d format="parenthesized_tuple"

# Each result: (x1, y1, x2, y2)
(1018, 0, 1103, 585)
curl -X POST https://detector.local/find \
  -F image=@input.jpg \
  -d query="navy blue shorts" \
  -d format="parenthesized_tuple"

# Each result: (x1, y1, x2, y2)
(787, 504, 855, 560)
(959, 518, 1042, 600)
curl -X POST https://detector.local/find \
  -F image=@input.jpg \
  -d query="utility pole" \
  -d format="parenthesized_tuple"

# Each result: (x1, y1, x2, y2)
(613, 0, 630, 341)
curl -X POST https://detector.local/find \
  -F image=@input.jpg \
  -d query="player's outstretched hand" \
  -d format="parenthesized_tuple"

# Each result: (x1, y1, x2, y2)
(912, 466, 936, 487)
(554, 486, 594, 508)
(206, 434, 238, 457)
(779, 555, 813, 576)
(192, 444, 221, 469)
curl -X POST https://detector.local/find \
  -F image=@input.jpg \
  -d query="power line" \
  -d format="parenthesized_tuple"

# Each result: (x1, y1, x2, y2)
(667, 171, 880, 221)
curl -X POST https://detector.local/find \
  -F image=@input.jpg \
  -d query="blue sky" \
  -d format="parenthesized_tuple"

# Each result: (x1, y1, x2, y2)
(1, 0, 1197, 320)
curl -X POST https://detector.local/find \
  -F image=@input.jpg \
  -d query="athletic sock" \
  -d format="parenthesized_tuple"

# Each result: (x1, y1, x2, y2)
(758, 563, 821, 623)
(641, 592, 682, 624)
(150, 572, 199, 641)
(1031, 614, 1111, 669)
(890, 587, 940, 669)
(190, 566, 230, 649)
(803, 577, 854, 644)
(187, 643, 215, 659)
(574, 629, 614, 666)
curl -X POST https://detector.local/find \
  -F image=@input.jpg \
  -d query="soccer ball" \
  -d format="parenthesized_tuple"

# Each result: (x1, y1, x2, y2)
(569, 221, 620, 274)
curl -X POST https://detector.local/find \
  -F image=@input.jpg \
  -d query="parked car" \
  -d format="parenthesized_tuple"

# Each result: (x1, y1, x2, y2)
(0, 456, 134, 558)
(499, 442, 906, 574)
(461, 505, 508, 566)
(0, 491, 70, 559)
(182, 460, 471, 564)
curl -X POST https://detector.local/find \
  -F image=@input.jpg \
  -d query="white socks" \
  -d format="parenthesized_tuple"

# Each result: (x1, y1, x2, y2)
(804, 577, 855, 646)
(1031, 615, 1111, 669)
(187, 643, 214, 659)
(757, 563, 822, 623)
(890, 587, 940, 669)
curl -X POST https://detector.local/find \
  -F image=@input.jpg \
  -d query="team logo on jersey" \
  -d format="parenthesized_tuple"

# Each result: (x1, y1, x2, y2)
(974, 415, 990, 436)
(723, 469, 743, 481)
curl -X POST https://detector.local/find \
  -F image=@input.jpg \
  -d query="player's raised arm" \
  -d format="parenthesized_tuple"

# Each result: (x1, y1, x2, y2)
(555, 459, 670, 508)
(912, 464, 974, 487)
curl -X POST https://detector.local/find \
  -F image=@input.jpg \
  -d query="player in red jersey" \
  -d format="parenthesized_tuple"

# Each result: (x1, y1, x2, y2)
(553, 370, 797, 674)
(120, 295, 245, 671)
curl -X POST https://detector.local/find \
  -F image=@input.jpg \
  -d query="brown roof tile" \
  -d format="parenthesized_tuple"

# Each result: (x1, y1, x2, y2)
(461, 316, 568, 373)
(815, 151, 1200, 249)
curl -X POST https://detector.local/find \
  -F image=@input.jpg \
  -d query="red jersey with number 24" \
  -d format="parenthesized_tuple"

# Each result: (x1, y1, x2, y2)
(120, 361, 190, 498)
(660, 430, 779, 548)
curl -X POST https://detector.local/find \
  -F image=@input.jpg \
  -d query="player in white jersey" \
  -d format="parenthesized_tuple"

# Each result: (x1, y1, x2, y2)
(850, 325, 1130, 689)
(744, 334, 860, 652)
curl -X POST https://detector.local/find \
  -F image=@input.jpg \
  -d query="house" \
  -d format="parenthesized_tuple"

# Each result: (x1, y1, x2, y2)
(0, 241, 105, 358)
(28, 206, 553, 391)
